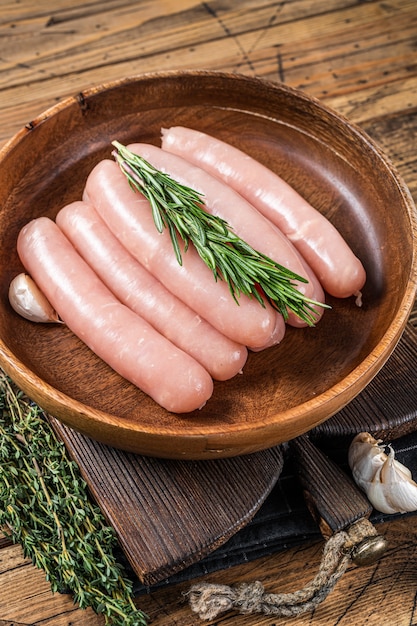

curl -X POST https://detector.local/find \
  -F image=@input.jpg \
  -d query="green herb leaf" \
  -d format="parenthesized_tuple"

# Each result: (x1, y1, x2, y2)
(112, 141, 330, 326)
(0, 373, 147, 626)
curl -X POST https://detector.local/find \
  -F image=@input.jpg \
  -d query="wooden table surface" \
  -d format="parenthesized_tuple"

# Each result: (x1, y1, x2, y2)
(1, 1, 417, 624)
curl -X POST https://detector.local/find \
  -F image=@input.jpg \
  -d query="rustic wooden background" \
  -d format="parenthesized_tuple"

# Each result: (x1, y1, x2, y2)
(1, 0, 417, 624)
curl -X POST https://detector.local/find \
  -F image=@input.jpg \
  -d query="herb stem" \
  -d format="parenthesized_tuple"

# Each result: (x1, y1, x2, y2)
(112, 141, 330, 326)
(0, 373, 147, 626)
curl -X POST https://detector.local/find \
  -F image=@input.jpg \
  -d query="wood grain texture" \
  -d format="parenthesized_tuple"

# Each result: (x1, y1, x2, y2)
(1, 71, 416, 460)
(290, 435, 372, 537)
(312, 323, 417, 442)
(1, 1, 417, 625)
(1, 0, 416, 147)
(47, 313, 417, 587)
(1, 517, 417, 626)
(49, 419, 284, 585)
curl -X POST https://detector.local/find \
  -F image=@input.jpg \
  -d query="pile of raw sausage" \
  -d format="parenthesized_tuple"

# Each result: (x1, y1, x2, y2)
(13, 127, 366, 413)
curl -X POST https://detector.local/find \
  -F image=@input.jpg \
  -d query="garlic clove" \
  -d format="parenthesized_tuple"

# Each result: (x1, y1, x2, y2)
(365, 468, 399, 515)
(9, 273, 63, 324)
(348, 431, 417, 515)
(379, 447, 417, 514)
(385, 478, 417, 514)
(348, 432, 386, 490)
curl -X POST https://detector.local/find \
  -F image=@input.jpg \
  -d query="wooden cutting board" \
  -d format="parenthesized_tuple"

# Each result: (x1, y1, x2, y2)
(50, 318, 417, 586)
(49, 418, 284, 585)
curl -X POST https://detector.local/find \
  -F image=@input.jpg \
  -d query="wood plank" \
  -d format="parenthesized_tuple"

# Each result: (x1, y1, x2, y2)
(1, 1, 417, 625)
(48, 421, 284, 585)
(1, 0, 416, 146)
(0, 545, 92, 624)
(135, 518, 417, 626)
(1, 517, 416, 626)
(3, 1, 416, 91)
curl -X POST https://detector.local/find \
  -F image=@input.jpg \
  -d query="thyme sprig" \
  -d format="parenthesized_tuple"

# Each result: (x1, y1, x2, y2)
(112, 140, 329, 326)
(0, 373, 147, 626)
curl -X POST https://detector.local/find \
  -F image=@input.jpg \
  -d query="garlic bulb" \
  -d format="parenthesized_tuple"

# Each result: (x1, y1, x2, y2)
(9, 273, 62, 324)
(348, 432, 417, 515)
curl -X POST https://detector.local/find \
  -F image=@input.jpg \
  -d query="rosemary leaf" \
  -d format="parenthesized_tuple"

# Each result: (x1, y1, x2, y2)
(112, 141, 330, 326)
(0, 373, 147, 626)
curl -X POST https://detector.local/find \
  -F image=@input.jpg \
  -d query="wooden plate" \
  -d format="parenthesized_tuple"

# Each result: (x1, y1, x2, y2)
(0, 70, 416, 459)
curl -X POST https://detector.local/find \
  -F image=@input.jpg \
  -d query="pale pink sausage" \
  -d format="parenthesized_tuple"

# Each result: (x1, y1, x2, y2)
(56, 200, 248, 380)
(83, 159, 285, 350)
(161, 126, 366, 299)
(127, 142, 326, 327)
(17, 217, 214, 413)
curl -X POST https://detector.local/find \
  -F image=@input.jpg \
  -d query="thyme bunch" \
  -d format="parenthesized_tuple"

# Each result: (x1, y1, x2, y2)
(0, 373, 147, 626)
(112, 141, 329, 326)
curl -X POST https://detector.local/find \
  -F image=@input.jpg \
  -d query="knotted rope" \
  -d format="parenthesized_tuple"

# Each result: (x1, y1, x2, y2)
(188, 518, 378, 621)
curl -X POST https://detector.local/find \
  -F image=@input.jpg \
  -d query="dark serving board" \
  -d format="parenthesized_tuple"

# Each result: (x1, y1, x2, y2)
(50, 418, 284, 585)
(50, 317, 417, 586)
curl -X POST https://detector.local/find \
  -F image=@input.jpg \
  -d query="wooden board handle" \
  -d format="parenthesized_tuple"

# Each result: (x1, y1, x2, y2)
(290, 435, 372, 538)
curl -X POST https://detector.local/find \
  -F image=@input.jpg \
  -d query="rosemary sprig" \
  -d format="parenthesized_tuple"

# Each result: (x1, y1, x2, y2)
(0, 373, 147, 626)
(112, 141, 329, 326)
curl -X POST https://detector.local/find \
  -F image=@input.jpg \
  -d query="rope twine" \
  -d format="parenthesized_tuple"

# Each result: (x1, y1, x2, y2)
(187, 518, 378, 621)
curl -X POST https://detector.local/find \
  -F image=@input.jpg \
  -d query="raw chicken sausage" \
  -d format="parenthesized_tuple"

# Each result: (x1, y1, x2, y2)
(17, 217, 214, 413)
(127, 142, 326, 327)
(161, 126, 366, 299)
(56, 200, 248, 380)
(83, 159, 285, 350)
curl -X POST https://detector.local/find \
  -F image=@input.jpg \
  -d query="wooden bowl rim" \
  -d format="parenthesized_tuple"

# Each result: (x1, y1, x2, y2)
(1, 70, 417, 458)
